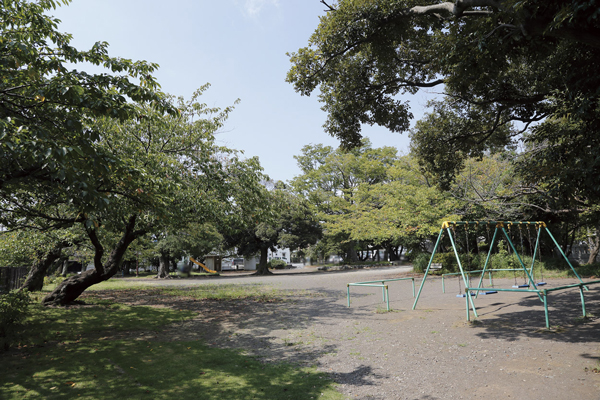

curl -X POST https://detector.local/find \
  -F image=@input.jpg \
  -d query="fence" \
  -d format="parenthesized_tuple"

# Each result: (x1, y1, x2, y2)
(0, 267, 28, 292)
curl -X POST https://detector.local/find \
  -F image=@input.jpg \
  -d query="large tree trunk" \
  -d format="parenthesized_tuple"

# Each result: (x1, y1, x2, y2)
(42, 215, 143, 306)
(21, 246, 64, 292)
(386, 244, 399, 261)
(156, 253, 171, 279)
(347, 243, 359, 262)
(42, 268, 106, 305)
(254, 246, 273, 275)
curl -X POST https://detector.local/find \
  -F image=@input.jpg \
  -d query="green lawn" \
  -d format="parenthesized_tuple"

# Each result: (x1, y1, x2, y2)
(1, 285, 343, 400)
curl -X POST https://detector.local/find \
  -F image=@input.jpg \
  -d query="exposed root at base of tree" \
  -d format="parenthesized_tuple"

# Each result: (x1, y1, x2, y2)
(252, 270, 273, 276)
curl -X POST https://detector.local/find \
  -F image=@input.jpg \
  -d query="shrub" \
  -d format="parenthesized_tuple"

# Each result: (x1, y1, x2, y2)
(572, 263, 600, 278)
(412, 252, 458, 273)
(0, 290, 31, 350)
(43, 275, 65, 286)
(268, 259, 287, 269)
(411, 253, 430, 273)
(412, 252, 487, 274)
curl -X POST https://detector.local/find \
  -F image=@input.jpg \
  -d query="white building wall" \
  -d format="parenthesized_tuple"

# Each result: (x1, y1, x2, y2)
(244, 257, 258, 270)
(267, 247, 290, 264)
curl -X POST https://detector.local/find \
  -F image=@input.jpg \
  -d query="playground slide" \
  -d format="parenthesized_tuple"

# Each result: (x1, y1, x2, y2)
(189, 257, 217, 274)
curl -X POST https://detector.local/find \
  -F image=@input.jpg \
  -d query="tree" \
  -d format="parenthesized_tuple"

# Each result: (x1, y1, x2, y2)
(41, 89, 263, 305)
(0, 0, 177, 290)
(292, 140, 398, 261)
(323, 155, 459, 257)
(151, 222, 224, 278)
(225, 185, 322, 275)
(1, 0, 172, 216)
(287, 0, 600, 194)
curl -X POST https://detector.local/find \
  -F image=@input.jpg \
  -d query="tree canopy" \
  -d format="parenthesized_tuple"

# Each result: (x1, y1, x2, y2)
(224, 183, 322, 275)
(39, 89, 265, 304)
(1, 0, 172, 214)
(287, 0, 600, 197)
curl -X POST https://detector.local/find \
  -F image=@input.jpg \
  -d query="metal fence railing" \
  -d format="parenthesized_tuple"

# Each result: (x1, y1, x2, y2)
(0, 267, 28, 292)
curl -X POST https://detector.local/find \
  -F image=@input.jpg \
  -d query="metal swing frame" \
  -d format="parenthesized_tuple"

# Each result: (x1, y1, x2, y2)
(412, 221, 600, 328)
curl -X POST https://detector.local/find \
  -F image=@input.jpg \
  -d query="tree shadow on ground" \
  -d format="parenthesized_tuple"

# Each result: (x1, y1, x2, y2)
(0, 338, 341, 400)
(469, 283, 600, 344)
(80, 287, 362, 367)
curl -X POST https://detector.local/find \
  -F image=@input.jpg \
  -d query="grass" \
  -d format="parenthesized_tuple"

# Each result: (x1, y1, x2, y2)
(14, 301, 196, 348)
(1, 283, 343, 400)
(159, 284, 289, 302)
(42, 280, 293, 302)
(1, 339, 342, 400)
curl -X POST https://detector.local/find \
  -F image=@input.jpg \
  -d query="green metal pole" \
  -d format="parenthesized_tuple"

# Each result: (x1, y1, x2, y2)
(385, 285, 390, 311)
(382, 281, 386, 302)
(543, 290, 549, 329)
(347, 284, 350, 307)
(544, 227, 586, 286)
(476, 226, 498, 298)
(447, 226, 478, 318)
(413, 227, 445, 310)
(466, 290, 470, 321)
(528, 226, 541, 279)
(502, 227, 543, 301)
(579, 285, 587, 318)
(442, 275, 445, 293)
(411, 278, 415, 297)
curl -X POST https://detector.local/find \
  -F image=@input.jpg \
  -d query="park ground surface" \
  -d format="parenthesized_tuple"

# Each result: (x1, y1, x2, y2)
(95, 266, 600, 400)
(0, 267, 600, 400)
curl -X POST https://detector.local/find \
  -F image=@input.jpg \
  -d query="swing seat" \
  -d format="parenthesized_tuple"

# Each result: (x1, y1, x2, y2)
(480, 291, 498, 295)
(456, 292, 476, 298)
(536, 282, 547, 286)
(512, 284, 530, 288)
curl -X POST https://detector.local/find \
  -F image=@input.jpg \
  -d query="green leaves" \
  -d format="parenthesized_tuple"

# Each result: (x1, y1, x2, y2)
(0, 0, 175, 217)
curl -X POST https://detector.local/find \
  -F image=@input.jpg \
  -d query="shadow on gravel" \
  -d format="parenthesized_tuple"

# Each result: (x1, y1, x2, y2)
(334, 365, 385, 386)
(83, 287, 357, 366)
(469, 285, 600, 345)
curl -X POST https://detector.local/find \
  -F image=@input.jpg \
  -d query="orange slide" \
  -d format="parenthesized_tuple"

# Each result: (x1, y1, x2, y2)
(189, 257, 217, 274)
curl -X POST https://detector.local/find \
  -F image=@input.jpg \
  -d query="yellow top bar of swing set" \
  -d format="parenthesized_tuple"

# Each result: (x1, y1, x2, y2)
(441, 221, 547, 229)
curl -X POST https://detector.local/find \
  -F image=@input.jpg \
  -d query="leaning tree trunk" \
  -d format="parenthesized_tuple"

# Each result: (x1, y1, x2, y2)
(21, 246, 64, 292)
(42, 215, 142, 306)
(254, 246, 273, 275)
(156, 253, 171, 279)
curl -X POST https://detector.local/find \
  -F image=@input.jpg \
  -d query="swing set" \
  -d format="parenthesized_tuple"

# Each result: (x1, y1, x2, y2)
(413, 221, 600, 328)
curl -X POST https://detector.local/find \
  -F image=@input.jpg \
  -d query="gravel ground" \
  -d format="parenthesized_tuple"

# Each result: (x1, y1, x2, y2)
(107, 267, 600, 400)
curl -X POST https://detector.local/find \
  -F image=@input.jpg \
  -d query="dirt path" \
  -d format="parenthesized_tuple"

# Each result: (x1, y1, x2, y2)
(104, 267, 600, 400)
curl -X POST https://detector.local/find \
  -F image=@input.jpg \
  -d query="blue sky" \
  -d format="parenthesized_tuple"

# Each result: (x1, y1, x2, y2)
(52, 0, 436, 182)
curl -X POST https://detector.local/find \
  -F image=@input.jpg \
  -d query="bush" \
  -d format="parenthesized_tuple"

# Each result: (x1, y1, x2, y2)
(412, 252, 458, 273)
(411, 253, 430, 273)
(43, 275, 65, 286)
(268, 259, 287, 269)
(412, 252, 489, 274)
(572, 263, 600, 278)
(0, 290, 31, 350)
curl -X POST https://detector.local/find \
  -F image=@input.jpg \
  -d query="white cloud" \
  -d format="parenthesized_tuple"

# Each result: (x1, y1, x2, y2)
(240, 0, 280, 17)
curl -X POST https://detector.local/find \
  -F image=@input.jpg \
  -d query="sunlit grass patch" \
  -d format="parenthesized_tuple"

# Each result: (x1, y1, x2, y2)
(15, 303, 196, 347)
(159, 284, 289, 302)
(1, 339, 342, 399)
